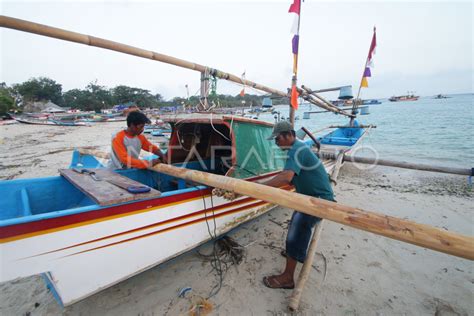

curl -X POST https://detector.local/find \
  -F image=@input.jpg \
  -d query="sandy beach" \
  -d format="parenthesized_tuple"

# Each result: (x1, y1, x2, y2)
(0, 122, 472, 315)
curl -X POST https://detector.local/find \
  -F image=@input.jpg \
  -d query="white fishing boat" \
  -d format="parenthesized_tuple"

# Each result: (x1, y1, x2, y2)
(0, 113, 341, 306)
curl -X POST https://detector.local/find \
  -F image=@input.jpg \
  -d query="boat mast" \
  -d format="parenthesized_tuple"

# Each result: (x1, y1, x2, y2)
(288, 0, 302, 127)
(199, 69, 210, 110)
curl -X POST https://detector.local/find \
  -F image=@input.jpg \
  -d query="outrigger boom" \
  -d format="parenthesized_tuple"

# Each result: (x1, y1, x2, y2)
(0, 15, 352, 117)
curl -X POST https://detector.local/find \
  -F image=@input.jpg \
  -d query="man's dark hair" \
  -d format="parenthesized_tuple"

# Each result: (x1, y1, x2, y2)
(127, 111, 151, 127)
(280, 130, 296, 138)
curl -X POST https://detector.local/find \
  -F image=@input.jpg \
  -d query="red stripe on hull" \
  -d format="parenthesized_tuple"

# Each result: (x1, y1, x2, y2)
(0, 189, 211, 240)
(68, 200, 268, 256)
(31, 196, 256, 257)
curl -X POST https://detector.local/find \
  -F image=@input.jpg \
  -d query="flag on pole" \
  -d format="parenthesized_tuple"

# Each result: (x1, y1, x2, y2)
(289, 0, 301, 110)
(290, 85, 299, 110)
(361, 27, 377, 89)
(289, 0, 301, 76)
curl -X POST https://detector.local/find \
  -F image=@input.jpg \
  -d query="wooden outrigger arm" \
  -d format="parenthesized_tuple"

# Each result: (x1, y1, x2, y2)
(78, 149, 474, 261)
(0, 15, 353, 116)
(0, 15, 285, 96)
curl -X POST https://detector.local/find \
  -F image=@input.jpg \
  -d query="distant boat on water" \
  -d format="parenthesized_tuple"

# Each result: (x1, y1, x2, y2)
(433, 94, 450, 99)
(362, 99, 382, 105)
(10, 114, 89, 126)
(330, 99, 381, 107)
(389, 92, 419, 102)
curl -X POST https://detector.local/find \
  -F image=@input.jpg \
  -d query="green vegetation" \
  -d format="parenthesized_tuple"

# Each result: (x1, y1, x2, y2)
(0, 84, 15, 116)
(2, 77, 288, 113)
(13, 77, 63, 106)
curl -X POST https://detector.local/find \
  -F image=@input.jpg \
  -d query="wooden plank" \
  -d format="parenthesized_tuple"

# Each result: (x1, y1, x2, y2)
(150, 163, 474, 260)
(78, 149, 474, 260)
(59, 169, 161, 206)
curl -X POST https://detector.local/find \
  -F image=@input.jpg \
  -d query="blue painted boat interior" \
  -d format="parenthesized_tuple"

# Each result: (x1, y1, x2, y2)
(0, 151, 225, 226)
(318, 120, 364, 147)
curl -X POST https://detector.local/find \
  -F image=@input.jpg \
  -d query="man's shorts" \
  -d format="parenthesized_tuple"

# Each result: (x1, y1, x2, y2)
(286, 211, 322, 263)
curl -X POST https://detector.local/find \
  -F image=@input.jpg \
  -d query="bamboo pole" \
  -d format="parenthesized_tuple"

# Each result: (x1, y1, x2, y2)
(302, 94, 351, 116)
(330, 151, 346, 184)
(346, 156, 472, 176)
(301, 86, 353, 116)
(288, 221, 324, 311)
(0, 15, 288, 98)
(315, 153, 472, 177)
(303, 87, 339, 111)
(77, 148, 474, 260)
(300, 88, 354, 118)
(327, 124, 376, 129)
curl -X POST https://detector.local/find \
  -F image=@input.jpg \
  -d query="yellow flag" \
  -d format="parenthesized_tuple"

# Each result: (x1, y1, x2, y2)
(361, 77, 369, 88)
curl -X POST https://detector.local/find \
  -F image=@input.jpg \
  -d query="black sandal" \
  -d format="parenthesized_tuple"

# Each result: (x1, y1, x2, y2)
(263, 276, 295, 289)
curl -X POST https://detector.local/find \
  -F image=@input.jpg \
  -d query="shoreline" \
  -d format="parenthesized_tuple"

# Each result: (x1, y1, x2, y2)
(0, 123, 472, 315)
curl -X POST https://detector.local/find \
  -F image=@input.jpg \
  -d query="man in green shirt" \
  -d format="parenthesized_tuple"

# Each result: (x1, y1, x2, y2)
(262, 121, 334, 289)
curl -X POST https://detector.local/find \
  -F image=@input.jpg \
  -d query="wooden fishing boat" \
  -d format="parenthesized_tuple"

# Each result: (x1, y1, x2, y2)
(10, 114, 89, 126)
(0, 113, 339, 306)
(318, 121, 367, 149)
(388, 94, 419, 102)
(48, 119, 89, 126)
(4, 16, 471, 312)
(10, 114, 57, 125)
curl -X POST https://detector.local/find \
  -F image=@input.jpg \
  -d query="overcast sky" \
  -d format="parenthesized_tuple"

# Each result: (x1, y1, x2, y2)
(0, 0, 472, 100)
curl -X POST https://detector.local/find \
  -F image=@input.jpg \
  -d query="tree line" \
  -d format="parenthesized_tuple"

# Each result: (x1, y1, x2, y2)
(0, 77, 289, 115)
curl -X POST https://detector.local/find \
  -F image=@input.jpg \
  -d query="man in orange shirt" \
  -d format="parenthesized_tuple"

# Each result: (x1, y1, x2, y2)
(109, 111, 167, 169)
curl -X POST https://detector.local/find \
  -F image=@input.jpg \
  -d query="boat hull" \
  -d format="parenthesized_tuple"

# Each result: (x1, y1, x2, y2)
(0, 173, 278, 306)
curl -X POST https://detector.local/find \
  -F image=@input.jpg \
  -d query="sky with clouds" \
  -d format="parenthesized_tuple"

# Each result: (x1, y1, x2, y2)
(1, 0, 472, 100)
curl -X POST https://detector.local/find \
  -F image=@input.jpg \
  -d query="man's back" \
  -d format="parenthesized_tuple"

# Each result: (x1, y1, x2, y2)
(284, 140, 334, 201)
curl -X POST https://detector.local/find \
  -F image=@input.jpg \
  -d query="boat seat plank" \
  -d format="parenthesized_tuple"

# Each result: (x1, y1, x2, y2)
(59, 169, 161, 206)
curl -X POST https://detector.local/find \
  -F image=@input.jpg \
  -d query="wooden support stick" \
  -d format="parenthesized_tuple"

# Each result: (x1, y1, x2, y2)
(77, 148, 474, 260)
(330, 151, 346, 185)
(288, 221, 324, 312)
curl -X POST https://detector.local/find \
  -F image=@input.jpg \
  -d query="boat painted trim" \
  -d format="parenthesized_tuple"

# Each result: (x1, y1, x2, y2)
(0, 170, 281, 242)
(23, 195, 263, 258)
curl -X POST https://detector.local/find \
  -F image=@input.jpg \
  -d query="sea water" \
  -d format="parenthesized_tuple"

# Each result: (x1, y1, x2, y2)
(258, 93, 473, 169)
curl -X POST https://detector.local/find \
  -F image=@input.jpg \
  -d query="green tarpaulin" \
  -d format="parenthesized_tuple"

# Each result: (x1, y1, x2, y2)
(230, 121, 285, 179)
